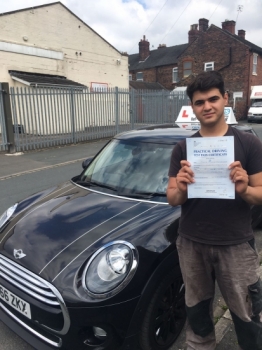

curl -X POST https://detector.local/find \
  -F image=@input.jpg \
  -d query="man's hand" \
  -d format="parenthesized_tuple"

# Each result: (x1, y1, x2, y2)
(229, 161, 249, 195)
(166, 160, 194, 206)
(176, 160, 195, 193)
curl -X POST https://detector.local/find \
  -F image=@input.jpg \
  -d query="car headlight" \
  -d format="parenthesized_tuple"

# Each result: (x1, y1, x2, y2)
(82, 241, 138, 299)
(0, 203, 18, 230)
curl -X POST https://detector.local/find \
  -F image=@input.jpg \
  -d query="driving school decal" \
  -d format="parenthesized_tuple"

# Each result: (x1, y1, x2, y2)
(176, 106, 237, 124)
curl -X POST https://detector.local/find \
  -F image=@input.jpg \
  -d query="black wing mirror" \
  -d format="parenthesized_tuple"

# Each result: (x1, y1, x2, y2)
(82, 157, 93, 169)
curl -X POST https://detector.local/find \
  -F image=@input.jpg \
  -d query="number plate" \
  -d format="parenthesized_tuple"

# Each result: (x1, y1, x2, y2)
(0, 284, 31, 319)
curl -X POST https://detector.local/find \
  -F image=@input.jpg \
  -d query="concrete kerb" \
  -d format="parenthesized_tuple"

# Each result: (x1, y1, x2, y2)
(214, 249, 262, 345)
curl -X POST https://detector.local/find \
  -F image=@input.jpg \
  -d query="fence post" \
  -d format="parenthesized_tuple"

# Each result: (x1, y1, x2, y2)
(1, 83, 15, 153)
(130, 89, 134, 129)
(70, 87, 76, 144)
(115, 86, 119, 134)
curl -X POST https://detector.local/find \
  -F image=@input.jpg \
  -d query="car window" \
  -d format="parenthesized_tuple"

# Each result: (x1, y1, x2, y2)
(80, 139, 174, 202)
(251, 99, 262, 107)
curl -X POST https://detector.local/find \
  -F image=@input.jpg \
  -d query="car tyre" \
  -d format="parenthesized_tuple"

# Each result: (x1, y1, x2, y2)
(139, 266, 186, 350)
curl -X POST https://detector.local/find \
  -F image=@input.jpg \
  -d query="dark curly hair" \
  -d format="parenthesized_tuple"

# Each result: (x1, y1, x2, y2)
(186, 71, 225, 102)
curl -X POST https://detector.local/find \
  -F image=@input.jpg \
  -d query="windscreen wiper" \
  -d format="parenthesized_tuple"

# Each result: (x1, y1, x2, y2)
(76, 180, 118, 192)
(118, 191, 166, 199)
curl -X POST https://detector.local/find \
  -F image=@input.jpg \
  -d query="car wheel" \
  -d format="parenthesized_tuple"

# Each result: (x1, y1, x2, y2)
(139, 266, 186, 350)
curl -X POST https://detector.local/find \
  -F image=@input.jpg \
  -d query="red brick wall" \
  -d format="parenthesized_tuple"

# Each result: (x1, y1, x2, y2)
(176, 26, 262, 120)
(130, 64, 178, 90)
(130, 68, 156, 83)
(249, 53, 262, 86)
(156, 65, 177, 90)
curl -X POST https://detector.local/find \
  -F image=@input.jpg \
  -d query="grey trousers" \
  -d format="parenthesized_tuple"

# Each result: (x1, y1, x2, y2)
(176, 235, 262, 350)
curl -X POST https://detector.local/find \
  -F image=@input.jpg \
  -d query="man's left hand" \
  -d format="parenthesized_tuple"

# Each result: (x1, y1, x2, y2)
(229, 161, 249, 195)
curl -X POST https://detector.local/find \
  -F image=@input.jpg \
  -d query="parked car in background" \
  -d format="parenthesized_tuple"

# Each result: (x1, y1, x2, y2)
(1, 125, 262, 350)
(247, 85, 262, 123)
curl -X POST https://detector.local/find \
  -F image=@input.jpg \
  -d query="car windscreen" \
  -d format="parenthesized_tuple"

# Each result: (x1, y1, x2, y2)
(79, 139, 175, 202)
(251, 99, 262, 107)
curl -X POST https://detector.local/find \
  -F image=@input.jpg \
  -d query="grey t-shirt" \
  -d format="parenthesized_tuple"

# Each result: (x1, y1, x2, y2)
(168, 126, 262, 245)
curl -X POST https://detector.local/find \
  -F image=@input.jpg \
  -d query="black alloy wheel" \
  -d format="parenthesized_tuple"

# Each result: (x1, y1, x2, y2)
(139, 266, 186, 350)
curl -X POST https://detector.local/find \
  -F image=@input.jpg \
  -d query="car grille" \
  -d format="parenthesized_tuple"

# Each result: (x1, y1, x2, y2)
(0, 254, 70, 346)
(0, 256, 60, 306)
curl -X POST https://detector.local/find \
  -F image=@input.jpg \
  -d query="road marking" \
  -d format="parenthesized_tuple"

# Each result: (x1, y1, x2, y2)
(0, 157, 89, 181)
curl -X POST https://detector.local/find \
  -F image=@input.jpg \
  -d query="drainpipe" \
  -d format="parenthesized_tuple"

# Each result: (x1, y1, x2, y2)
(246, 49, 252, 114)
(218, 46, 232, 71)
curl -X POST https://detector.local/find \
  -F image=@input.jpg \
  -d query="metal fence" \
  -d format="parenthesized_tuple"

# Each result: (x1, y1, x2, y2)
(0, 84, 8, 152)
(9, 86, 189, 152)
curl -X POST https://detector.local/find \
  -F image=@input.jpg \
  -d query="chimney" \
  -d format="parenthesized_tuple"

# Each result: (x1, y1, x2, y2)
(238, 29, 246, 39)
(158, 44, 166, 49)
(199, 18, 209, 32)
(139, 35, 150, 61)
(188, 24, 199, 44)
(222, 20, 236, 35)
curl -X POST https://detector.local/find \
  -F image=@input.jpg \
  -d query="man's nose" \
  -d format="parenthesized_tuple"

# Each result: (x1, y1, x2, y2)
(203, 101, 212, 110)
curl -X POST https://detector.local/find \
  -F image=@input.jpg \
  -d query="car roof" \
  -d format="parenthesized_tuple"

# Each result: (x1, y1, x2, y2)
(232, 124, 257, 136)
(115, 124, 195, 144)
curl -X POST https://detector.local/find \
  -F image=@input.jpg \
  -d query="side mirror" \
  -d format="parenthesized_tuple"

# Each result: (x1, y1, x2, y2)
(82, 157, 93, 169)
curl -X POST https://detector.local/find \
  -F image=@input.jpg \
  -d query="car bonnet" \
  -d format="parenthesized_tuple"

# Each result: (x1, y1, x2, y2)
(0, 182, 160, 282)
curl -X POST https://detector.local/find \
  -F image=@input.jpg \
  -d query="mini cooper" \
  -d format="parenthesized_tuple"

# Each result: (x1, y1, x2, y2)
(0, 125, 261, 350)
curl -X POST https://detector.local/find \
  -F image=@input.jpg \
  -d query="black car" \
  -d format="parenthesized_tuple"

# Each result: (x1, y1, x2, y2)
(0, 126, 261, 350)
(232, 124, 258, 136)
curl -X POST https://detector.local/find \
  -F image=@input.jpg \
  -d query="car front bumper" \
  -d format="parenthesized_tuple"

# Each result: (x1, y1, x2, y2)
(0, 295, 141, 350)
(248, 115, 262, 122)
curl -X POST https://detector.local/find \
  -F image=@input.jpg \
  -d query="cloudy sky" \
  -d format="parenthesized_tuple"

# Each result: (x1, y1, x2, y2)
(1, 0, 261, 54)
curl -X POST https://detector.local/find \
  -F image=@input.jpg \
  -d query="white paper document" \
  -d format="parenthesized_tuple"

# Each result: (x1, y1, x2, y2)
(186, 136, 235, 199)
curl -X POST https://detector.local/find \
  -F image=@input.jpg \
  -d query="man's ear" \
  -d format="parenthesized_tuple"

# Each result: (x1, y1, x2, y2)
(224, 92, 229, 106)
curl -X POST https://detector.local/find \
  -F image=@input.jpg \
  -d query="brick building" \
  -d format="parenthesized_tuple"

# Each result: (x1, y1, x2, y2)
(128, 36, 188, 90)
(177, 18, 262, 119)
(129, 19, 262, 120)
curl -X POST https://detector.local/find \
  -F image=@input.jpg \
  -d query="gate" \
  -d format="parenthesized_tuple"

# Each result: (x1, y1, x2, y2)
(8, 85, 189, 152)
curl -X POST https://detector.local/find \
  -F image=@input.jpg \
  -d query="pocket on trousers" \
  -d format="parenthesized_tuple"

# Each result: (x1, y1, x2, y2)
(248, 277, 262, 322)
(246, 239, 258, 256)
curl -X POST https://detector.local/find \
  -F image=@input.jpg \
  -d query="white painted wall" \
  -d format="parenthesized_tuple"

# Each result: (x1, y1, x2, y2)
(0, 3, 128, 89)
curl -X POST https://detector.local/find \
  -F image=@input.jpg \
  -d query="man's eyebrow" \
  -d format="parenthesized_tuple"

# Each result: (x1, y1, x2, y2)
(193, 95, 220, 104)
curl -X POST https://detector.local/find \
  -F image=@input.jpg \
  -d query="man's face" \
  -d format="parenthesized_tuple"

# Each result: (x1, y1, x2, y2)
(191, 88, 228, 127)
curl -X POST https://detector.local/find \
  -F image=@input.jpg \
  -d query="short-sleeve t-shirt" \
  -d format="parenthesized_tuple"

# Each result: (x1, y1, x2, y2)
(168, 126, 262, 245)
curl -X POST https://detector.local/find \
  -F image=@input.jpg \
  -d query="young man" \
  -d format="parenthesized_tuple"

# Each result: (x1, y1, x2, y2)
(167, 71, 262, 350)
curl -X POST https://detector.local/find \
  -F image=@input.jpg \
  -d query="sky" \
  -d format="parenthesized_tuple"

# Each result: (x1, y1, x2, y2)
(1, 0, 262, 54)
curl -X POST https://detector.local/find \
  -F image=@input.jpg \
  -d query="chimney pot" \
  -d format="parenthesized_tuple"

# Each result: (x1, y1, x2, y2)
(199, 18, 209, 32)
(188, 24, 199, 44)
(139, 35, 150, 61)
(238, 29, 246, 39)
(222, 20, 236, 35)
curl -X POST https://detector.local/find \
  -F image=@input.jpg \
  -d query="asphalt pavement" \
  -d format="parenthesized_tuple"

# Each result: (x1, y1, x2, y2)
(1, 121, 262, 349)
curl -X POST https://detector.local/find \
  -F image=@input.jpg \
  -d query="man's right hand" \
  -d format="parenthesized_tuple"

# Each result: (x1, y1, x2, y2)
(176, 160, 195, 193)
(166, 160, 194, 206)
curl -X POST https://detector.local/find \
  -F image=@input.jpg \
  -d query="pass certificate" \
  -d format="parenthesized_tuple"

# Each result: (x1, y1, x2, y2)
(186, 136, 235, 199)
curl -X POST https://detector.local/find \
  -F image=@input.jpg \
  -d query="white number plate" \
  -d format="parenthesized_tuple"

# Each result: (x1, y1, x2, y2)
(0, 284, 31, 319)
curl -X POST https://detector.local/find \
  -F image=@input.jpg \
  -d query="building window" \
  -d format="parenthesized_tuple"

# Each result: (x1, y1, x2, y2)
(173, 67, 178, 83)
(129, 74, 132, 81)
(136, 72, 143, 81)
(204, 62, 214, 71)
(253, 54, 258, 75)
(183, 61, 192, 77)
